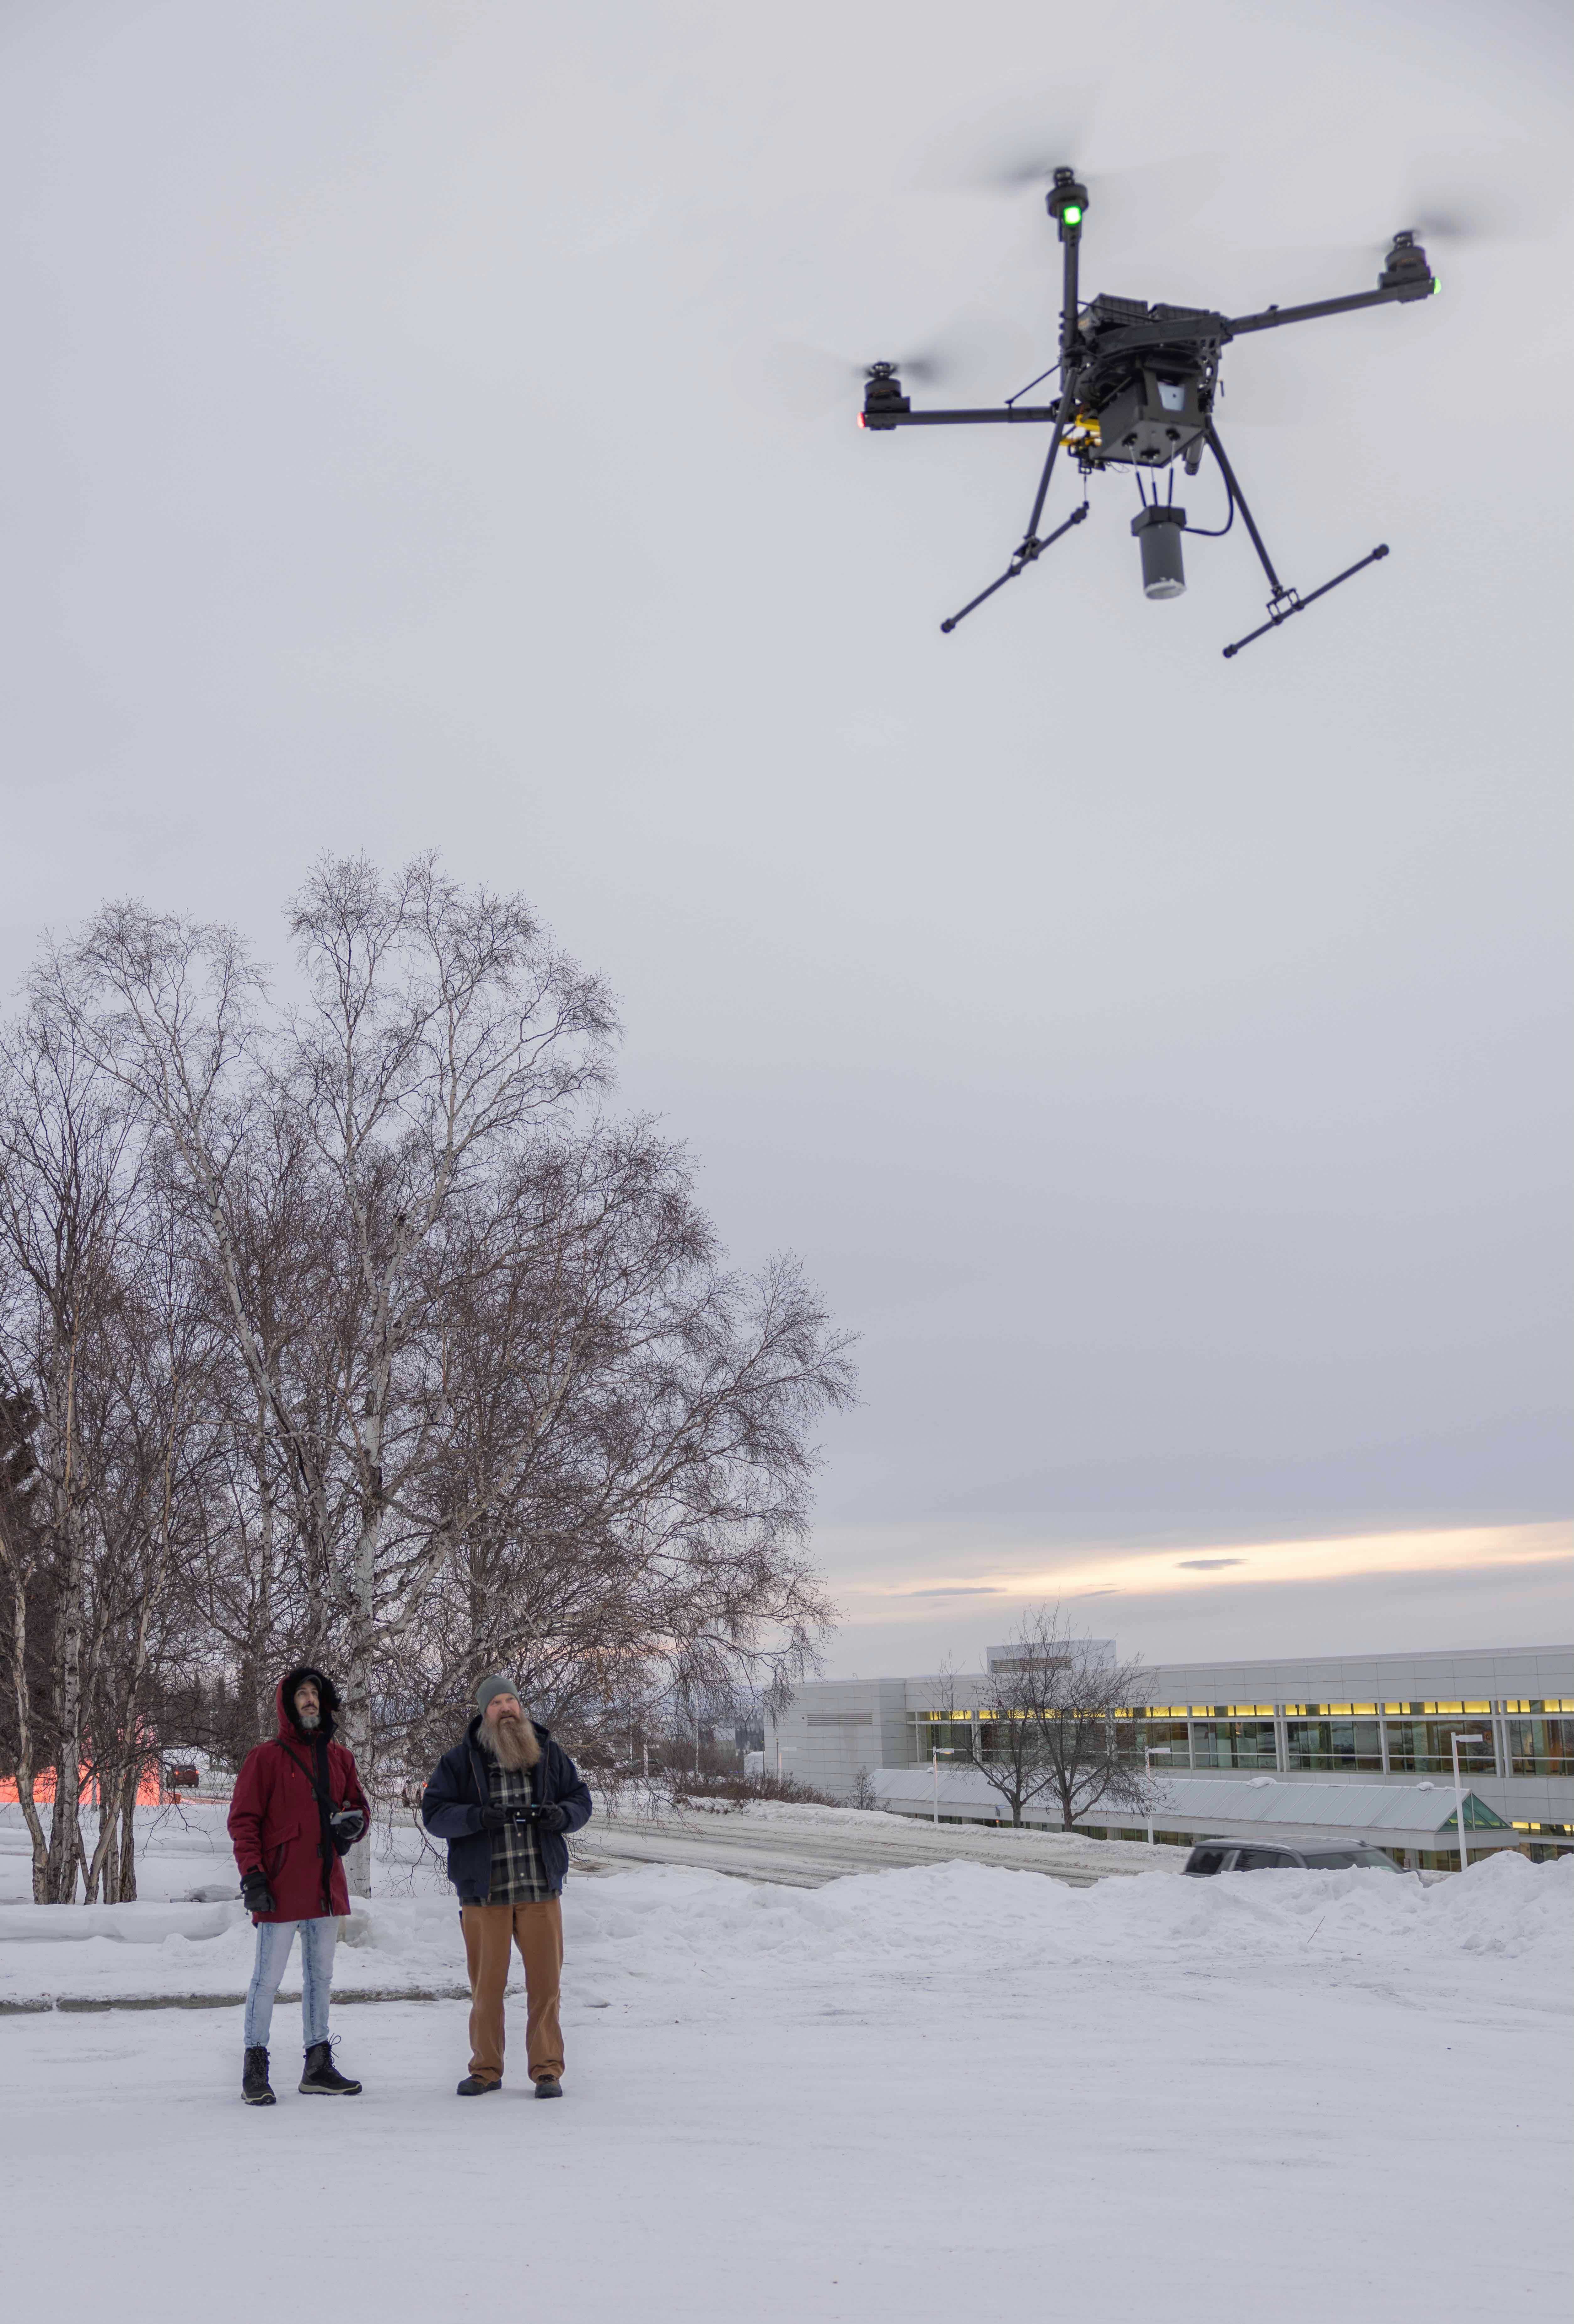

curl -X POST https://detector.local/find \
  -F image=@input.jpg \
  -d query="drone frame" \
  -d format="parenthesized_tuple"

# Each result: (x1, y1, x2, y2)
(860, 168, 1437, 656)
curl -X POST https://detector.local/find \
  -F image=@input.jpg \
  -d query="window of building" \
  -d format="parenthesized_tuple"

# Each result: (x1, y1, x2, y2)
(1385, 1721, 1496, 1777)
(1506, 1718, 1572, 1777)
(906, 1714, 976, 1764)
(1118, 1717, 1191, 1769)
(1379, 1699, 1492, 1717)
(1285, 1717, 1383, 1772)
(1191, 1718, 1278, 1771)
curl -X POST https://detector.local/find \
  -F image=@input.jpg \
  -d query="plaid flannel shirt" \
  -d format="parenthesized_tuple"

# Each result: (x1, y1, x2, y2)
(486, 1755, 551, 1904)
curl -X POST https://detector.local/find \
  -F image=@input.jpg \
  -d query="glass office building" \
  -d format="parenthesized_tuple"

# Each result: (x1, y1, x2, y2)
(766, 1644, 1574, 1863)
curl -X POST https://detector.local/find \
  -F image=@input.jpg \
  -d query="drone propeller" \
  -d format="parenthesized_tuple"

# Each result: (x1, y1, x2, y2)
(763, 341, 955, 420)
(915, 99, 1222, 240)
(964, 149, 1222, 236)
(912, 88, 1099, 194)
(764, 318, 1034, 420)
(1399, 206, 1493, 246)
(868, 353, 949, 385)
(1242, 150, 1570, 280)
(1399, 146, 1571, 244)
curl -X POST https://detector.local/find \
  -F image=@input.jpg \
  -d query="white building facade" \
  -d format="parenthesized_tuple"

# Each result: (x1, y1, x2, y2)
(765, 1642, 1574, 1865)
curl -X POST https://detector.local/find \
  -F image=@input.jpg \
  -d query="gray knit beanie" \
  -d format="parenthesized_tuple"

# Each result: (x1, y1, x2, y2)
(474, 1674, 519, 1715)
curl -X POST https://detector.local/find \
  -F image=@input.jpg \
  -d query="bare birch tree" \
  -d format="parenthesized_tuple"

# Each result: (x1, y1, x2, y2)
(17, 852, 854, 1901)
(0, 989, 148, 1900)
(962, 1605, 1151, 1832)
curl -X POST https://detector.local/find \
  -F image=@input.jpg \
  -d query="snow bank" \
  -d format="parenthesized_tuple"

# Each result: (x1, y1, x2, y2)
(567, 1847, 1571, 2002)
(3, 1796, 1566, 2009)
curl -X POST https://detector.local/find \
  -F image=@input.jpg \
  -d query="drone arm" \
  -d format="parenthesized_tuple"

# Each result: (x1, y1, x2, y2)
(1095, 246, 1436, 361)
(865, 277, 1434, 423)
(860, 404, 1061, 426)
(1017, 219, 1089, 540)
(1088, 283, 1412, 362)
(1225, 277, 1435, 338)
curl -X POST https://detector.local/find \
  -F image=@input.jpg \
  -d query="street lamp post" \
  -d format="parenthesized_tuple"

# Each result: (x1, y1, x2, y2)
(1450, 1732, 1484, 1874)
(1144, 1746, 1172, 1847)
(932, 1746, 955, 1825)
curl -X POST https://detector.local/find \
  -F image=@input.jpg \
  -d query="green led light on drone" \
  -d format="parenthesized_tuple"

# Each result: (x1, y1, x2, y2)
(1063, 204, 1083, 224)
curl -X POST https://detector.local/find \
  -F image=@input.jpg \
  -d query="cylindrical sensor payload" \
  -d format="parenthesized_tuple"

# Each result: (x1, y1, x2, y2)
(1131, 504, 1187, 599)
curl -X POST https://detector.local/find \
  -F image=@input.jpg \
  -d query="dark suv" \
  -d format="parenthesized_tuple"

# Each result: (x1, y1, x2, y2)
(1183, 1839, 1400, 1875)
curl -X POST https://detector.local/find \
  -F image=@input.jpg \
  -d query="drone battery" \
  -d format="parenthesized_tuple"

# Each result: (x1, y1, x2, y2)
(1131, 504, 1187, 599)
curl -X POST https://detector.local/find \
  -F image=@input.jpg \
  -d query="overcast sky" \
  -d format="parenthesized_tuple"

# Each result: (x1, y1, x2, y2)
(2, 0, 1569, 1677)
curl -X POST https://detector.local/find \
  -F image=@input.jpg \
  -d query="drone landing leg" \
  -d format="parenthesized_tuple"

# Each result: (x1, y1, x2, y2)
(1205, 423, 1391, 660)
(941, 220, 1091, 642)
(1221, 545, 1391, 659)
(939, 503, 1088, 634)
(1205, 425, 1286, 597)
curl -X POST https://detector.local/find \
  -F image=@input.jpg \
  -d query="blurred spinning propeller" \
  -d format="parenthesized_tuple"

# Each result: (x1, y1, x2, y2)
(913, 90, 1222, 243)
(764, 316, 1035, 420)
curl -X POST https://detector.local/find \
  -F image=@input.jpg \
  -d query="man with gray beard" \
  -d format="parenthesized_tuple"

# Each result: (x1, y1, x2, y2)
(421, 1676, 593, 2098)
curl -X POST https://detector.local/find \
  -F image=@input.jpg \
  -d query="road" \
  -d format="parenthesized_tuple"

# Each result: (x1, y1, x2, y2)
(573, 1809, 1177, 1889)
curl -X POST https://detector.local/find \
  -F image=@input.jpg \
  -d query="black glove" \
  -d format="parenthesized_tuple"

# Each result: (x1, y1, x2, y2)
(240, 1869, 275, 1916)
(329, 1808, 366, 1857)
(479, 1804, 508, 1832)
(526, 1802, 570, 1833)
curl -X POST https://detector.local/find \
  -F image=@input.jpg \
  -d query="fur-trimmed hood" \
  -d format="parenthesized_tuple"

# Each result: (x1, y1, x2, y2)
(276, 1666, 339, 1744)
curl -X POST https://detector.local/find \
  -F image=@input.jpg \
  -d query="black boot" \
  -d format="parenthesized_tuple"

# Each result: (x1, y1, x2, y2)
(299, 2039, 362, 2095)
(242, 2046, 276, 2106)
(534, 2075, 563, 2100)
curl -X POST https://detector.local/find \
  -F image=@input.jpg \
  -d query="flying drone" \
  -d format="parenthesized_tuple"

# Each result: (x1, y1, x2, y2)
(860, 168, 1437, 656)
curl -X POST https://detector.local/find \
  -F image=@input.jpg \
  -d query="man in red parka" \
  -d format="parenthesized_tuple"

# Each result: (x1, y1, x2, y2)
(228, 1666, 370, 2106)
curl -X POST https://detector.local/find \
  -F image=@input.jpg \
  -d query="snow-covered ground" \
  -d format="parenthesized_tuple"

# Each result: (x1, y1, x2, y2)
(582, 1791, 1179, 1885)
(1, 1804, 1568, 2322)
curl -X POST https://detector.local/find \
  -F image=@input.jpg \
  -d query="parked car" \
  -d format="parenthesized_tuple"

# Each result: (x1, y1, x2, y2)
(1183, 1838, 1401, 1875)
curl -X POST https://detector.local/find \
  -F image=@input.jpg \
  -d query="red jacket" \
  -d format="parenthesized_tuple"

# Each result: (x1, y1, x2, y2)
(228, 1674, 369, 1922)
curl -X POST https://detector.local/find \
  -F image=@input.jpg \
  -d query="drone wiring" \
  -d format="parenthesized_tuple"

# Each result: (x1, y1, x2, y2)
(1177, 443, 1236, 539)
(1004, 358, 1063, 409)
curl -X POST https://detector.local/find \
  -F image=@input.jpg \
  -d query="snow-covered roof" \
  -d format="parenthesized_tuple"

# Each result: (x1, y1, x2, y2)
(1145, 1776, 1503, 1835)
(873, 1764, 1505, 1839)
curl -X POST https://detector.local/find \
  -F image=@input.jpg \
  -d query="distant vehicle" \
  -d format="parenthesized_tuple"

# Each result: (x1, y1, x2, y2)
(1183, 1839, 1401, 1875)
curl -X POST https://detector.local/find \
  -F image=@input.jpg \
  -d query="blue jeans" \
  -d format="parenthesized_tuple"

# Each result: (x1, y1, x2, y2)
(243, 1917, 337, 2050)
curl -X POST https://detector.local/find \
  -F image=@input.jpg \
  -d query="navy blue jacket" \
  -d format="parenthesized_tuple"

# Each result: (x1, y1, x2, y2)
(421, 1716, 593, 1903)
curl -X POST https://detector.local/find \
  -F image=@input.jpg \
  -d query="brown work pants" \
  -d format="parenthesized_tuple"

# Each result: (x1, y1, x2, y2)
(460, 1897, 564, 2085)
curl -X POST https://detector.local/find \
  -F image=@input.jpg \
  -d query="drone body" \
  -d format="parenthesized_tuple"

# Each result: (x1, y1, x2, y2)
(861, 168, 1437, 654)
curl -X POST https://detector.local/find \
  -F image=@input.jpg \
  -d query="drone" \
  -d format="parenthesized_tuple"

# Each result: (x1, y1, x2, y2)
(859, 168, 1437, 656)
